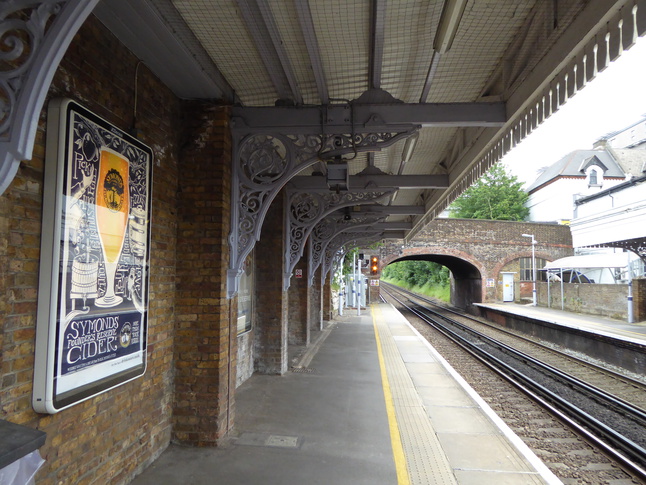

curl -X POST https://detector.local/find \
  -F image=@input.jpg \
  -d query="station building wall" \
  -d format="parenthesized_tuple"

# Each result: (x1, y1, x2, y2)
(0, 15, 245, 484)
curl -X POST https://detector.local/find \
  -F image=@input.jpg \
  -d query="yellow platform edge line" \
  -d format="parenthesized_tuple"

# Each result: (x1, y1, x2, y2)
(371, 304, 411, 485)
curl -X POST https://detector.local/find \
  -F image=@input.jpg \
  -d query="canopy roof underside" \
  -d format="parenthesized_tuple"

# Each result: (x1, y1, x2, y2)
(94, 0, 646, 247)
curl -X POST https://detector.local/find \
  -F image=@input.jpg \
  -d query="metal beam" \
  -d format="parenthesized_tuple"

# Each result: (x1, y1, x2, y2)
(420, 52, 441, 103)
(231, 102, 506, 134)
(357, 222, 412, 230)
(349, 205, 426, 215)
(370, 0, 387, 89)
(236, 0, 302, 104)
(288, 174, 449, 190)
(379, 231, 407, 239)
(94, 0, 235, 101)
(295, 0, 328, 103)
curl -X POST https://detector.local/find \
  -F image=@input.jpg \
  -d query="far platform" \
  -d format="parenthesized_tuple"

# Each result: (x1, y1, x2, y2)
(475, 302, 646, 343)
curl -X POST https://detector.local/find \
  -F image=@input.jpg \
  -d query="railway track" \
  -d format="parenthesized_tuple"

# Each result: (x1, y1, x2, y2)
(381, 282, 646, 483)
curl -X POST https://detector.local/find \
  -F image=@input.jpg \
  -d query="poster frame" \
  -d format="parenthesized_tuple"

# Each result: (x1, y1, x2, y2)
(33, 98, 152, 414)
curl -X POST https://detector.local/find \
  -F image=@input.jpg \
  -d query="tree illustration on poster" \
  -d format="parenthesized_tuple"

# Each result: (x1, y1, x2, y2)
(33, 99, 153, 414)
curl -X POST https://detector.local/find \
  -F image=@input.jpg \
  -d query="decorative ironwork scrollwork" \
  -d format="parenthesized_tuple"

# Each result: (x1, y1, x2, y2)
(285, 190, 392, 289)
(308, 216, 385, 286)
(0, 2, 65, 137)
(0, 1, 98, 195)
(228, 125, 418, 297)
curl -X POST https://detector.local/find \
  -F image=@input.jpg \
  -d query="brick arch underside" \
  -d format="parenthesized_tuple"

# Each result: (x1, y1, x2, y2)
(389, 253, 483, 311)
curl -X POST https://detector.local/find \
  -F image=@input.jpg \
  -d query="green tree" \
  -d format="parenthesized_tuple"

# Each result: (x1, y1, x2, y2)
(449, 163, 529, 221)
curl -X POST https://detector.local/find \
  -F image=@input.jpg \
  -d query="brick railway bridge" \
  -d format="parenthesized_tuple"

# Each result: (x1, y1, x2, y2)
(379, 219, 573, 311)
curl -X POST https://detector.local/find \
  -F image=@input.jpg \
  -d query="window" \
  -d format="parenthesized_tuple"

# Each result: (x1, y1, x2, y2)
(520, 257, 547, 281)
(589, 169, 598, 185)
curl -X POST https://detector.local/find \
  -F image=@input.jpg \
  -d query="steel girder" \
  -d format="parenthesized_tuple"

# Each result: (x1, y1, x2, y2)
(227, 91, 508, 297)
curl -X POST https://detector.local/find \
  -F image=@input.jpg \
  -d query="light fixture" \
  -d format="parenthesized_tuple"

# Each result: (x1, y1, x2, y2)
(421, 0, 468, 102)
(433, 0, 468, 54)
(401, 134, 418, 169)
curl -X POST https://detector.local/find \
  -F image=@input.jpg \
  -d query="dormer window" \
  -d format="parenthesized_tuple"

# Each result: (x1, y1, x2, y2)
(589, 168, 598, 185)
(579, 155, 606, 187)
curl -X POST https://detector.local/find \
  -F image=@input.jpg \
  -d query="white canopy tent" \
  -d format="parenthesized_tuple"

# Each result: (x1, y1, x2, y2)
(544, 253, 635, 270)
(543, 253, 638, 284)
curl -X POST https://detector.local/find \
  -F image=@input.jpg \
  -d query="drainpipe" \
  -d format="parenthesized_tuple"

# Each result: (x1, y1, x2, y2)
(357, 257, 361, 316)
(627, 252, 634, 324)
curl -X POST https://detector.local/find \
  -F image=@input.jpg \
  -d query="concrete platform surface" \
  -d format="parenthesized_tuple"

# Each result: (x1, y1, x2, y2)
(476, 302, 646, 342)
(130, 303, 562, 484)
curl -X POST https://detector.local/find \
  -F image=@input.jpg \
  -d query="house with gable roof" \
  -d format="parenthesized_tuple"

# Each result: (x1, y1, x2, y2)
(524, 118, 646, 321)
(569, 118, 646, 278)
(525, 147, 635, 223)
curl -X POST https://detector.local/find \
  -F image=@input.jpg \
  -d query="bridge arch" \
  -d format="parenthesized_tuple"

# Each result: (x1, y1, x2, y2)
(384, 246, 487, 312)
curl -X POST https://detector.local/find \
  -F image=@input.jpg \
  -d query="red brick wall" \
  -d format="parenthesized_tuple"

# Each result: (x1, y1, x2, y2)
(1, 16, 181, 484)
(634, 278, 646, 322)
(308, 267, 322, 331)
(322, 273, 332, 320)
(288, 258, 308, 345)
(173, 101, 234, 446)
(254, 194, 288, 374)
(381, 219, 573, 304)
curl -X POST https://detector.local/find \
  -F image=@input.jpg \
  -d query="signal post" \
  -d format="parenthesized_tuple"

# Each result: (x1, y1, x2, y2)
(369, 255, 380, 302)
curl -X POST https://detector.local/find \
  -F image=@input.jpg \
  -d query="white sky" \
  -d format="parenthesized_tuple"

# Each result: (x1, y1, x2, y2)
(502, 37, 646, 185)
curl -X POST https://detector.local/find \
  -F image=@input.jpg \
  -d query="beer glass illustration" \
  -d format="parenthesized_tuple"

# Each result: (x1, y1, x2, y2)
(95, 148, 129, 308)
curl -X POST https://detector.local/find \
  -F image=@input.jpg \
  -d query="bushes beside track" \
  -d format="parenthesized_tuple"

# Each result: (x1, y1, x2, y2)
(381, 261, 450, 302)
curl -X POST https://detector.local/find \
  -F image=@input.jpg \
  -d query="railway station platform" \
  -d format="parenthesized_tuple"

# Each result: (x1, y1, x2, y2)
(130, 303, 561, 485)
(475, 302, 646, 343)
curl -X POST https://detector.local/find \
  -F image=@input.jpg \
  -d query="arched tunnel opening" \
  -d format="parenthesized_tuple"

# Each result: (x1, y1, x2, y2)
(385, 254, 483, 313)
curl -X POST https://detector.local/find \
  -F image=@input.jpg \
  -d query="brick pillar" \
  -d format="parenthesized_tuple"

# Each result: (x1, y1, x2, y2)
(309, 265, 322, 331)
(323, 271, 332, 320)
(174, 103, 236, 446)
(633, 278, 646, 322)
(254, 193, 288, 374)
(368, 277, 380, 303)
(288, 257, 309, 345)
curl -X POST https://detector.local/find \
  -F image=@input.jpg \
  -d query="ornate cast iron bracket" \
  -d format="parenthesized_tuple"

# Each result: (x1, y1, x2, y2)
(227, 123, 419, 298)
(307, 215, 386, 287)
(0, 0, 99, 194)
(285, 189, 392, 290)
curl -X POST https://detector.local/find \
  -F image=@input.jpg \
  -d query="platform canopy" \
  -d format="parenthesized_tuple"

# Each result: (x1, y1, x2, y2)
(93, 0, 646, 294)
(2, 1, 644, 295)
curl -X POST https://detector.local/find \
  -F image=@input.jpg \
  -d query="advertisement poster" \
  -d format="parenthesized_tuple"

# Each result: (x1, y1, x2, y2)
(34, 99, 152, 413)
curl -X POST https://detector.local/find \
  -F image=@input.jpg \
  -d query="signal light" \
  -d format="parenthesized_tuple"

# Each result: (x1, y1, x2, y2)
(370, 255, 379, 275)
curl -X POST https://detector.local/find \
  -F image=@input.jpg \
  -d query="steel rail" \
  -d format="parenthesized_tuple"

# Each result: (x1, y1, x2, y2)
(383, 282, 646, 394)
(381, 285, 646, 481)
(415, 304, 646, 425)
